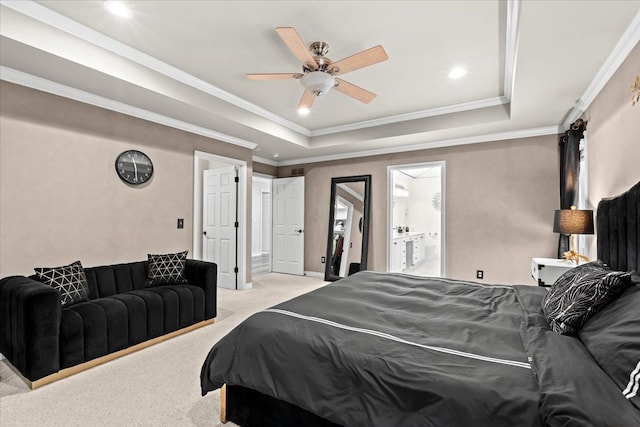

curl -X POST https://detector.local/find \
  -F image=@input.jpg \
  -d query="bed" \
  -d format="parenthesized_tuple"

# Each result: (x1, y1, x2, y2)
(201, 181, 640, 427)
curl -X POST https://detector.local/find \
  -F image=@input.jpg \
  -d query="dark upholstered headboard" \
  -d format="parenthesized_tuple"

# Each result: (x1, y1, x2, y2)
(596, 181, 640, 272)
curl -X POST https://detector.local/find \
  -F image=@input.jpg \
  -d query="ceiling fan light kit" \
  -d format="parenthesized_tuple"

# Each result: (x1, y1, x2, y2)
(248, 27, 388, 112)
(300, 71, 336, 96)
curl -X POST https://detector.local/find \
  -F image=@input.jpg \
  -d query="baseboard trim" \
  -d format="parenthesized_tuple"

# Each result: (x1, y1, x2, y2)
(304, 271, 325, 279)
(24, 318, 215, 389)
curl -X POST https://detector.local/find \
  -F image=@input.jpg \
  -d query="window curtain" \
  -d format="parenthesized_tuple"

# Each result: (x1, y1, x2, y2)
(558, 119, 586, 257)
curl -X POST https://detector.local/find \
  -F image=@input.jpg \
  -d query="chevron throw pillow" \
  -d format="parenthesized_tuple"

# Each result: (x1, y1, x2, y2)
(34, 260, 89, 306)
(146, 251, 189, 286)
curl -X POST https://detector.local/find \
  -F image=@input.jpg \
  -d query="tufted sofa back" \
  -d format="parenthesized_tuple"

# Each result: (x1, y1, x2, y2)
(28, 261, 150, 300)
(83, 261, 148, 299)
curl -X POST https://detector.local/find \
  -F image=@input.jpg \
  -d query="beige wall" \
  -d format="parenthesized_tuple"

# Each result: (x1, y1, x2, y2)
(582, 42, 640, 258)
(0, 82, 253, 277)
(280, 134, 559, 285)
(5, 39, 635, 285)
(253, 161, 277, 176)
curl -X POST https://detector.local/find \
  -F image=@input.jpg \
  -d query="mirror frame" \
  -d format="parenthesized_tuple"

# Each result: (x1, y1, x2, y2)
(324, 175, 372, 281)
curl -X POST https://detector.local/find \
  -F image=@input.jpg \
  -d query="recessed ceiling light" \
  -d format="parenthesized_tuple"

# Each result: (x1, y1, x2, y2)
(448, 67, 467, 79)
(104, 1, 131, 18)
(297, 107, 310, 116)
(272, 153, 280, 158)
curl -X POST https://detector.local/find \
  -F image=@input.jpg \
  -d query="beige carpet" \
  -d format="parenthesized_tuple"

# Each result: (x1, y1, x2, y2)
(0, 273, 327, 426)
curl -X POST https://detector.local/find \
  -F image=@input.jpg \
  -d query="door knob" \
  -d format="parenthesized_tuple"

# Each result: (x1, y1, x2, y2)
(296, 229, 303, 234)
(203, 231, 207, 236)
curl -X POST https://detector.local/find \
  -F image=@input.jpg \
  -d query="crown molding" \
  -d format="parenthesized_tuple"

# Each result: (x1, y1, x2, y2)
(340, 184, 364, 202)
(504, 0, 520, 101)
(309, 96, 509, 137)
(562, 8, 640, 129)
(0, 0, 310, 137)
(252, 156, 279, 167)
(0, 66, 258, 149)
(274, 126, 561, 167)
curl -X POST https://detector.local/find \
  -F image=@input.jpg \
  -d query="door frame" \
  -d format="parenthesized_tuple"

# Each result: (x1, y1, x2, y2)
(193, 150, 249, 290)
(386, 161, 446, 277)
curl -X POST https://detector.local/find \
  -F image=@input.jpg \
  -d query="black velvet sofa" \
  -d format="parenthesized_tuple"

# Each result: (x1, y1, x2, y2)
(0, 259, 217, 388)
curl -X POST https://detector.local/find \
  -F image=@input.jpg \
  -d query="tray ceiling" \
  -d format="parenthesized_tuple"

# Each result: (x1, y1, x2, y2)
(1, 0, 639, 164)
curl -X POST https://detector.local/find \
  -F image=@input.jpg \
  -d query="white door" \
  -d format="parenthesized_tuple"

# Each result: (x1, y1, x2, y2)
(203, 166, 237, 289)
(272, 177, 305, 275)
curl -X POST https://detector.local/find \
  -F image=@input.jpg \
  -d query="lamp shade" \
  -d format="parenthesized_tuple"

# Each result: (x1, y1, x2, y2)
(553, 209, 594, 235)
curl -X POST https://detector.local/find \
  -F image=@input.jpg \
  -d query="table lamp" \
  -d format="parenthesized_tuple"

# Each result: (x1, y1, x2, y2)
(553, 206, 594, 264)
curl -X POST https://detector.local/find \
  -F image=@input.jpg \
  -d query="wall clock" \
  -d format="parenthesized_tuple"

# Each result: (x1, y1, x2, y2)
(115, 150, 153, 185)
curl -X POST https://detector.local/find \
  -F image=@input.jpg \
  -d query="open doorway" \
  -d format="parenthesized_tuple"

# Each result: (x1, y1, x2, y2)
(193, 151, 248, 290)
(252, 174, 273, 277)
(387, 162, 445, 277)
(251, 174, 305, 278)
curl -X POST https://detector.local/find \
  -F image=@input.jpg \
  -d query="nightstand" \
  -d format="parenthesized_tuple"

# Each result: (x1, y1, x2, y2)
(531, 258, 576, 287)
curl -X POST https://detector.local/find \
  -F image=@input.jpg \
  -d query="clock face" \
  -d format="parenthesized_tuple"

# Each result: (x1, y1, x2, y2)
(115, 150, 153, 185)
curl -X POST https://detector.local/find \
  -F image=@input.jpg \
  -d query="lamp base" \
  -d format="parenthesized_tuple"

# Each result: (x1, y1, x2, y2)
(563, 250, 590, 265)
(564, 233, 590, 265)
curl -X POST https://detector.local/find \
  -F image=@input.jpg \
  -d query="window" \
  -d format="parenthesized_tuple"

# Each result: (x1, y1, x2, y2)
(577, 133, 589, 256)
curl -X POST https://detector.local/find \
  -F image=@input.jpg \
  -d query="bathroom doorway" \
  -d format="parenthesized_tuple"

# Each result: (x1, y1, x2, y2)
(387, 162, 445, 277)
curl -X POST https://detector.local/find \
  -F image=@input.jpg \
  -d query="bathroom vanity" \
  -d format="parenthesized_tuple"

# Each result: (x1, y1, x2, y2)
(390, 232, 427, 273)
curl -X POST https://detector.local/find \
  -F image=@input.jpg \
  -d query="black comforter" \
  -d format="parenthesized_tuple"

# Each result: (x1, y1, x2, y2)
(201, 271, 640, 427)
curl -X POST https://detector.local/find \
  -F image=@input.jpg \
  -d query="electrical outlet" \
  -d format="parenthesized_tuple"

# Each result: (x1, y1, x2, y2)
(177, 218, 184, 229)
(321, 256, 326, 263)
(476, 270, 484, 280)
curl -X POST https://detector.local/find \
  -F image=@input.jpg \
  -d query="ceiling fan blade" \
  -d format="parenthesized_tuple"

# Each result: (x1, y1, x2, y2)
(246, 73, 303, 80)
(331, 45, 388, 75)
(298, 89, 315, 110)
(276, 27, 318, 69)
(334, 78, 376, 104)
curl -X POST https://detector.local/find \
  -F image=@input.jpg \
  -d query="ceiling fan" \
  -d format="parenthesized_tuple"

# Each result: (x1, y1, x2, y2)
(247, 27, 388, 112)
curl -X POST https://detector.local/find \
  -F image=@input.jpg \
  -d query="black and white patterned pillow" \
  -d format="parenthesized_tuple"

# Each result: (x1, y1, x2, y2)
(542, 261, 632, 334)
(34, 260, 89, 306)
(146, 251, 189, 286)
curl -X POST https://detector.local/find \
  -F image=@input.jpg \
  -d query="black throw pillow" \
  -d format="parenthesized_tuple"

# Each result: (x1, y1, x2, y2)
(578, 283, 640, 410)
(146, 250, 189, 286)
(34, 260, 89, 306)
(542, 260, 632, 335)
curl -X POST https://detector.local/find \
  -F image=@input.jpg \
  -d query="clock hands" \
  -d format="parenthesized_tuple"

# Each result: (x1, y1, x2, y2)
(131, 155, 138, 182)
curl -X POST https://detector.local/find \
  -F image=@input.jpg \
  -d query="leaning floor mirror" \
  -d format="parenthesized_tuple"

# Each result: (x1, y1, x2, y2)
(324, 175, 372, 281)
